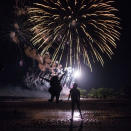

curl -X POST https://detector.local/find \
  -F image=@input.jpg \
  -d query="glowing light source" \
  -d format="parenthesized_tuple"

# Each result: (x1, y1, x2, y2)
(73, 70, 82, 79)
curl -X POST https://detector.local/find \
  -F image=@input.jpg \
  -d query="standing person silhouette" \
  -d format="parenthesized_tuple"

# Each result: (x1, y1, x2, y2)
(68, 83, 83, 120)
(48, 75, 62, 103)
(42, 72, 66, 103)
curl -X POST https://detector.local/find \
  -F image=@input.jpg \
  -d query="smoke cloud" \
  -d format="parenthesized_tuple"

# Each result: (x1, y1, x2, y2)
(0, 84, 49, 98)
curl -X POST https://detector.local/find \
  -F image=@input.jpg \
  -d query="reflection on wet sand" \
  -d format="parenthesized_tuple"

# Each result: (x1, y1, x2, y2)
(32, 111, 82, 121)
(0, 99, 131, 131)
(69, 120, 83, 131)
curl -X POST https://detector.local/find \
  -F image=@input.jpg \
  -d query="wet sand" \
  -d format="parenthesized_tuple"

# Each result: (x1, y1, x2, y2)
(0, 98, 131, 131)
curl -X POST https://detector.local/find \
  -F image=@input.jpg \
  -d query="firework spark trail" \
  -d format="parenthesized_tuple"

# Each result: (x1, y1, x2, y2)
(27, 0, 121, 71)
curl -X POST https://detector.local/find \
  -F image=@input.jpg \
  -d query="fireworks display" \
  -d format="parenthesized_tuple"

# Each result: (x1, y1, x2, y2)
(6, 0, 121, 91)
(27, 0, 121, 71)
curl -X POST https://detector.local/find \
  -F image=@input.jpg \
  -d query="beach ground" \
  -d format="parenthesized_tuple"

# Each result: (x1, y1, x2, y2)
(0, 98, 131, 131)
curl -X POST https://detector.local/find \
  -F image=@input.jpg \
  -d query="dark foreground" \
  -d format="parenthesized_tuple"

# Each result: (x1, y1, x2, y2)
(0, 97, 131, 131)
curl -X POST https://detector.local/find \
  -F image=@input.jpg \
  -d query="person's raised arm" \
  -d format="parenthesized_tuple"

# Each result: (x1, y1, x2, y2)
(43, 78, 50, 82)
(39, 74, 50, 82)
(59, 71, 67, 81)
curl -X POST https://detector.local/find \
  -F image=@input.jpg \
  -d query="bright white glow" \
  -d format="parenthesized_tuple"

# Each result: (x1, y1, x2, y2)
(73, 70, 82, 79)
(73, 112, 81, 121)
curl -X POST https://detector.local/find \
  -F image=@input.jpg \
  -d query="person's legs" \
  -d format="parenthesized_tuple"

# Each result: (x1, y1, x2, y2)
(51, 94, 55, 101)
(48, 93, 54, 102)
(71, 102, 75, 120)
(56, 93, 60, 103)
(77, 101, 83, 119)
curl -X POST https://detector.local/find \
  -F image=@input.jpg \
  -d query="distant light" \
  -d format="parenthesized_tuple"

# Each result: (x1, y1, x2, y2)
(73, 70, 82, 79)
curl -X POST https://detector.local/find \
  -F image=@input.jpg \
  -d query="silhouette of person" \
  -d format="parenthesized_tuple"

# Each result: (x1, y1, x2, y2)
(42, 72, 66, 103)
(68, 83, 83, 120)
(48, 75, 62, 103)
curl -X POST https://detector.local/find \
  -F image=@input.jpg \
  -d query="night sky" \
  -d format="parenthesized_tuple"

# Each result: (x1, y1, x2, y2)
(0, 0, 131, 89)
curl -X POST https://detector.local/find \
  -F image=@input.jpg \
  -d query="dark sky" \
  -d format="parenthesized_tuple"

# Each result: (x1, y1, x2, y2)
(0, 0, 131, 89)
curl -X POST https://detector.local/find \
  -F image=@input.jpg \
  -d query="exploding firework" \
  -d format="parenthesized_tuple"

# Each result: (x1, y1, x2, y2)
(27, 0, 121, 71)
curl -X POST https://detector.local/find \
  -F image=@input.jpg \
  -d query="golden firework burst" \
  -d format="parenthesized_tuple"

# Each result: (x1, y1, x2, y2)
(27, 0, 121, 71)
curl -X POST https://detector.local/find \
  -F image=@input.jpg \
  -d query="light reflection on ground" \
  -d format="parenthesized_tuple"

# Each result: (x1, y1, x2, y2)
(73, 112, 81, 121)
(0, 99, 131, 131)
(32, 110, 82, 121)
(30, 110, 101, 122)
(26, 109, 130, 123)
